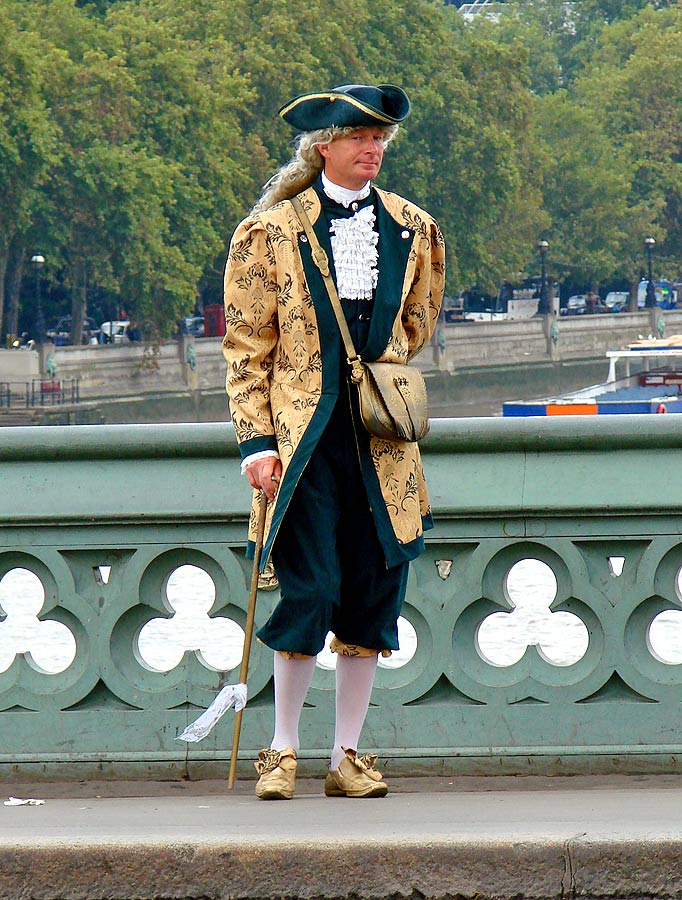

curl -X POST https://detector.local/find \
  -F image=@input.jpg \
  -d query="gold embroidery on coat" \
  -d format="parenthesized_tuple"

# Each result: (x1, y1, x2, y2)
(224, 186, 445, 549)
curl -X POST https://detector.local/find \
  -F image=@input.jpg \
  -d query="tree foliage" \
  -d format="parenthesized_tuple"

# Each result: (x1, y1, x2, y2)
(0, 0, 680, 341)
(0, 2, 60, 335)
(573, 4, 682, 278)
(531, 92, 632, 286)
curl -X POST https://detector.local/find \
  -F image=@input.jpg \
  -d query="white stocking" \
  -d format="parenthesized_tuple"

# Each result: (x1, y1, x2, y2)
(331, 654, 378, 770)
(270, 654, 317, 752)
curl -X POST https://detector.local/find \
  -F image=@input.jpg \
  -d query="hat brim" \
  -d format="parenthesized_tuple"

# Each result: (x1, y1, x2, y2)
(280, 84, 410, 132)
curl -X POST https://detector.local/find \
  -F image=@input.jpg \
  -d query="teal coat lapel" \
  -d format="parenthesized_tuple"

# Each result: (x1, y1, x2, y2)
(296, 186, 413, 367)
(361, 192, 413, 361)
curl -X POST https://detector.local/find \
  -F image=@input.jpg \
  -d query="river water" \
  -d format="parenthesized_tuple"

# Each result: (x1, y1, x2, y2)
(2, 559, 682, 676)
(33, 357, 612, 425)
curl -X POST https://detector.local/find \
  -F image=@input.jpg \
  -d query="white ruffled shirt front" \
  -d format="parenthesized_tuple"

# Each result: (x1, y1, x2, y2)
(322, 173, 378, 301)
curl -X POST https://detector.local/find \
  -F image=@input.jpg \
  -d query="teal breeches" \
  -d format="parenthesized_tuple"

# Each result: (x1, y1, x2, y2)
(257, 394, 409, 656)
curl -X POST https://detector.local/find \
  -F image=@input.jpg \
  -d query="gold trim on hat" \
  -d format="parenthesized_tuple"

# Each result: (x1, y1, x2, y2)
(279, 91, 397, 125)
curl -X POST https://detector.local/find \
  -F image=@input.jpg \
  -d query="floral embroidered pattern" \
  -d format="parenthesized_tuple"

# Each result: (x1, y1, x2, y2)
(292, 396, 317, 411)
(223, 186, 445, 549)
(399, 204, 429, 236)
(224, 303, 254, 336)
(385, 334, 409, 361)
(330, 637, 381, 657)
(265, 221, 293, 249)
(229, 230, 255, 264)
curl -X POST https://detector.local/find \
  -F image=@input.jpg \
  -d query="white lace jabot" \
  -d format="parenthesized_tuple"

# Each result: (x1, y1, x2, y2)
(329, 207, 378, 300)
(322, 175, 378, 300)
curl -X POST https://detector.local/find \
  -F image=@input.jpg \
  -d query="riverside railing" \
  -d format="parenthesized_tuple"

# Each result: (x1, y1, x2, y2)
(0, 378, 80, 409)
(2, 417, 682, 781)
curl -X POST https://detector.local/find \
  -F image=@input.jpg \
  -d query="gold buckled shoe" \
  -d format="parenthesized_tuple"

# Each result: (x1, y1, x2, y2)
(254, 747, 297, 800)
(324, 748, 388, 798)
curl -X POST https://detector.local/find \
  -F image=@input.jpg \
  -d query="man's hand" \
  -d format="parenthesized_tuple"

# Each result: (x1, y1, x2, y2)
(245, 455, 283, 502)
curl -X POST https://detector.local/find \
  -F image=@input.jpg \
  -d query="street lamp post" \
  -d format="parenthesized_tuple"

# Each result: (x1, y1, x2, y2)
(644, 237, 657, 309)
(537, 240, 550, 315)
(30, 254, 46, 343)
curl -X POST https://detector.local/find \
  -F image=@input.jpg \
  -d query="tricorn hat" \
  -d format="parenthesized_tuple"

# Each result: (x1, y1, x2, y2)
(279, 83, 410, 131)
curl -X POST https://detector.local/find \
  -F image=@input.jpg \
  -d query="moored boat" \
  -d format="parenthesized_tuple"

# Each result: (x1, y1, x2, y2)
(503, 336, 682, 416)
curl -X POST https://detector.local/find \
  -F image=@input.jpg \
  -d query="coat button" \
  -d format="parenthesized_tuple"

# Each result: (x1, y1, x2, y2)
(401, 230, 410, 239)
(300, 235, 308, 242)
(351, 202, 359, 211)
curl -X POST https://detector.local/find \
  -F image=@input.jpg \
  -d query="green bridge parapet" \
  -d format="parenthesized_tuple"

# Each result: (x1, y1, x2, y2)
(2, 416, 682, 781)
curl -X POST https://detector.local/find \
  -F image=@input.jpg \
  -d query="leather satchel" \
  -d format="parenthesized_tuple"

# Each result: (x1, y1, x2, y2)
(290, 196, 429, 443)
(351, 360, 429, 442)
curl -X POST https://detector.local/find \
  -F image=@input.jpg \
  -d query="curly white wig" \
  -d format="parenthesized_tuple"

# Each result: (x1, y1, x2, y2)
(252, 124, 399, 214)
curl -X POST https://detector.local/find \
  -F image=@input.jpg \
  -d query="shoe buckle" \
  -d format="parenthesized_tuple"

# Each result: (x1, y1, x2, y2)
(255, 748, 286, 776)
(355, 752, 379, 772)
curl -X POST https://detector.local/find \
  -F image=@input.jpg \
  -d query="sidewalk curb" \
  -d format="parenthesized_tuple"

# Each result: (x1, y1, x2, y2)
(2, 838, 682, 900)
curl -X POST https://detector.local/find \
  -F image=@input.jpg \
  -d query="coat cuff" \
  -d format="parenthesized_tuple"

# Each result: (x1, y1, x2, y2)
(238, 435, 278, 460)
(241, 450, 280, 475)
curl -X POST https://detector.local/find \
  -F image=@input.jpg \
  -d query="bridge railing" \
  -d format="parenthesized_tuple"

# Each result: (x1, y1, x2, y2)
(2, 417, 682, 780)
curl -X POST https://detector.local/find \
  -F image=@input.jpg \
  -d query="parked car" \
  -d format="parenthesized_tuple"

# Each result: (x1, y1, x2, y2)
(181, 316, 205, 337)
(46, 316, 99, 345)
(604, 291, 629, 313)
(99, 320, 130, 344)
(561, 295, 587, 316)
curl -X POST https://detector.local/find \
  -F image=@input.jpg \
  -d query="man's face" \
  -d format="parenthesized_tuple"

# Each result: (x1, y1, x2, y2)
(318, 127, 386, 190)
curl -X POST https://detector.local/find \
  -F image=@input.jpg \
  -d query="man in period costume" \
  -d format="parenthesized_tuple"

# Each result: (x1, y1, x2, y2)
(223, 82, 445, 799)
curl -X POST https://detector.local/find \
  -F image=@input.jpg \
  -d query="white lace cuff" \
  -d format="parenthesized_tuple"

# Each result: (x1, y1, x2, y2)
(241, 449, 280, 475)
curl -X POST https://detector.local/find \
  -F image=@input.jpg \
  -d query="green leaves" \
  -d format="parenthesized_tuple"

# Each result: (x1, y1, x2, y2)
(572, 4, 682, 276)
(531, 92, 632, 286)
(1, 0, 681, 338)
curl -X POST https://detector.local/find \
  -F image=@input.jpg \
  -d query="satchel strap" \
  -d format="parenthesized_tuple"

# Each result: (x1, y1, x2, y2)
(290, 196, 365, 383)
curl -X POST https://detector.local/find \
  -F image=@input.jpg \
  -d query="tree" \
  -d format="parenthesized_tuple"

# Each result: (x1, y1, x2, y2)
(429, 25, 547, 288)
(0, 1, 59, 339)
(486, 1, 677, 91)
(6, 0, 680, 338)
(194, 0, 547, 291)
(531, 91, 632, 288)
(105, 1, 260, 333)
(11, 0, 256, 340)
(573, 5, 682, 279)
(471, 7, 565, 95)
(466, 0, 681, 290)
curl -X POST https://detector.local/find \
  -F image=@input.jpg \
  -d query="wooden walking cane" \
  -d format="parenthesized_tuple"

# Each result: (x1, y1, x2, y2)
(228, 489, 268, 789)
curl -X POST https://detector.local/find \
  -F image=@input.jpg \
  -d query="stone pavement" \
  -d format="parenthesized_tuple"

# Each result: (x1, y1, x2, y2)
(2, 773, 682, 900)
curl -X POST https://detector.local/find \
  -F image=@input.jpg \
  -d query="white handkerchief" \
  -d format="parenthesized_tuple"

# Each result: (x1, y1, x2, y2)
(175, 683, 248, 743)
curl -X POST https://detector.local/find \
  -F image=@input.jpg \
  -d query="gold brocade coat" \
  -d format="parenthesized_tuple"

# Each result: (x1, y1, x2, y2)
(222, 185, 445, 568)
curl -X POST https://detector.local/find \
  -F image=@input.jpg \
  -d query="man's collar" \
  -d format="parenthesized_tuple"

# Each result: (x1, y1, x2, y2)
(321, 172, 371, 208)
